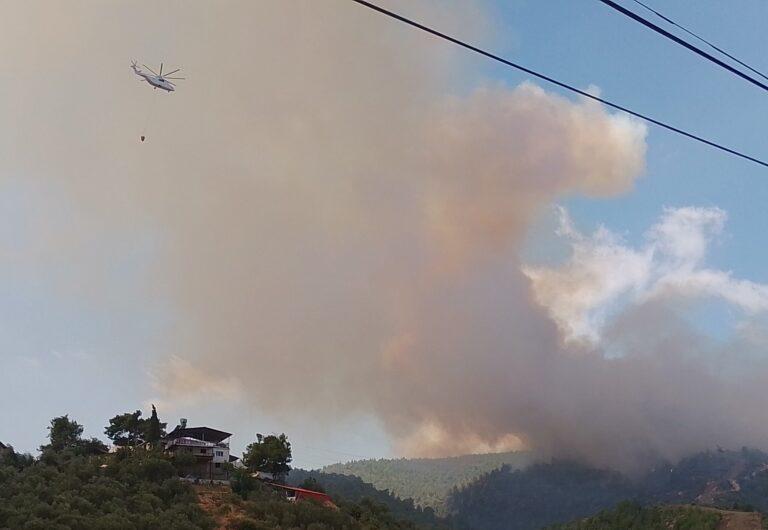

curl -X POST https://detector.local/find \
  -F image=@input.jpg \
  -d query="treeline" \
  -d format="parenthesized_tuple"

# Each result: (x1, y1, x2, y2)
(546, 501, 722, 530)
(447, 460, 635, 530)
(0, 412, 447, 529)
(445, 448, 768, 530)
(228, 471, 443, 530)
(322, 451, 532, 514)
(0, 415, 212, 529)
(288, 469, 447, 529)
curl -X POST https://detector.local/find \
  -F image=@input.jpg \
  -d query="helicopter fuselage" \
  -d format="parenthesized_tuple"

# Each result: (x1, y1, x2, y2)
(141, 74, 175, 92)
(132, 65, 175, 92)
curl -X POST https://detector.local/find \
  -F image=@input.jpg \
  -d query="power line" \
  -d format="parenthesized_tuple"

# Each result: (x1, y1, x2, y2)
(629, 0, 768, 83)
(597, 0, 768, 93)
(348, 0, 768, 170)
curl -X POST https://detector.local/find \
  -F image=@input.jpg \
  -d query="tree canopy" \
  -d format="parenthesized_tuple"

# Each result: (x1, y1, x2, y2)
(104, 405, 167, 447)
(547, 502, 722, 530)
(40, 415, 107, 457)
(231, 468, 446, 529)
(0, 413, 212, 528)
(145, 404, 165, 444)
(243, 433, 292, 480)
(1, 415, 441, 530)
(44, 415, 84, 451)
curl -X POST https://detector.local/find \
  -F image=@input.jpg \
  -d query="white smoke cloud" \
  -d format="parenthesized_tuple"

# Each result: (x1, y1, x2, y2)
(5, 0, 768, 472)
(526, 206, 768, 343)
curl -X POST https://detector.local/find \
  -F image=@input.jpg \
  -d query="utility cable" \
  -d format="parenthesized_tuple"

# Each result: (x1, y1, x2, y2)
(597, 0, 768, 92)
(349, 0, 768, 169)
(630, 0, 768, 83)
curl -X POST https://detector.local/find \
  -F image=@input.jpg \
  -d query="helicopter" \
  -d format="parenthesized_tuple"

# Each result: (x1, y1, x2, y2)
(131, 61, 184, 92)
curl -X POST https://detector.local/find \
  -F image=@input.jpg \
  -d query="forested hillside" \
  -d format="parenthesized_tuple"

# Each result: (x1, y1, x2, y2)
(7, 412, 768, 530)
(0, 439, 213, 528)
(322, 451, 532, 513)
(546, 501, 725, 530)
(640, 447, 768, 511)
(287, 469, 447, 528)
(223, 470, 444, 529)
(447, 460, 636, 530)
(0, 414, 451, 530)
(446, 448, 768, 530)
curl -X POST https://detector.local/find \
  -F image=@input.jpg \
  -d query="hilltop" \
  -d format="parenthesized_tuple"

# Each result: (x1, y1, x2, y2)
(322, 451, 533, 514)
(0, 413, 448, 530)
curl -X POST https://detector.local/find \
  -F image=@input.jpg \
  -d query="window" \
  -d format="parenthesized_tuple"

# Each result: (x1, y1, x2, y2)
(214, 463, 221, 468)
(200, 448, 206, 454)
(216, 451, 223, 457)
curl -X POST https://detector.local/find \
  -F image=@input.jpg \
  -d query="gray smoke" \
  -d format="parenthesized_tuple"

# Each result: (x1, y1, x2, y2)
(3, 0, 768, 472)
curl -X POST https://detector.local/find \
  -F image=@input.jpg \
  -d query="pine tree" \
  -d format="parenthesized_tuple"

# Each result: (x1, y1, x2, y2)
(145, 404, 165, 445)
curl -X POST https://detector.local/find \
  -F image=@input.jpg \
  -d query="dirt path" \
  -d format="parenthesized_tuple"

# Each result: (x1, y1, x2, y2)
(716, 510, 762, 530)
(193, 484, 246, 530)
(668, 505, 762, 530)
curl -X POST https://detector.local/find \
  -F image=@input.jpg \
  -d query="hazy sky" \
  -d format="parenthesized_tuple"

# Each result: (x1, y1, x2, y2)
(2, 1, 768, 470)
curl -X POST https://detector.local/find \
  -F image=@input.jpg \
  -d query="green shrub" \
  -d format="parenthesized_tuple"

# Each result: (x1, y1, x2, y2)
(0, 451, 213, 529)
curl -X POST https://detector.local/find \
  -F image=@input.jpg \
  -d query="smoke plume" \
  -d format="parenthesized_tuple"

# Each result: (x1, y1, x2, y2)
(3, 0, 768, 471)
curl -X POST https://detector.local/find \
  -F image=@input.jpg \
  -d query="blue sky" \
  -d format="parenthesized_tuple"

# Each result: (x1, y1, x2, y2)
(2, 1, 768, 469)
(494, 0, 768, 281)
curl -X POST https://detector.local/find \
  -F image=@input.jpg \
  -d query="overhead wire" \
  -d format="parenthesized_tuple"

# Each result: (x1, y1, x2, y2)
(629, 0, 768, 83)
(348, 0, 768, 170)
(597, 0, 768, 92)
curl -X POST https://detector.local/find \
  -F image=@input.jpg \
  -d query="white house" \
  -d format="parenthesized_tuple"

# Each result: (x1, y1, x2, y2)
(162, 422, 238, 480)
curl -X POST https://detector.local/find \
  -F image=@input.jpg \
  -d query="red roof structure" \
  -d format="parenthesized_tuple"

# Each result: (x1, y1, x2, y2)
(267, 483, 336, 508)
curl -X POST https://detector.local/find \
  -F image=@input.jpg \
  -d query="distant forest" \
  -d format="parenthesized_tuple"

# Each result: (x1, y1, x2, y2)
(546, 502, 723, 530)
(323, 451, 533, 514)
(6, 413, 768, 529)
(317, 447, 768, 530)
(288, 469, 447, 529)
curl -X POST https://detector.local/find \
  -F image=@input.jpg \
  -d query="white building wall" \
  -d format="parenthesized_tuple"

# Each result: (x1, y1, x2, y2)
(212, 446, 229, 463)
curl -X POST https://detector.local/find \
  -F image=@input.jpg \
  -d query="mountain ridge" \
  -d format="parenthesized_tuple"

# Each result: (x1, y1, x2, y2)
(322, 450, 534, 514)
(315, 447, 768, 530)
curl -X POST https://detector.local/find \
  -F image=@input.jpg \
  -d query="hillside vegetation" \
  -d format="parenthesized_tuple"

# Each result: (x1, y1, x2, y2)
(0, 447, 213, 529)
(547, 501, 725, 530)
(288, 469, 446, 528)
(322, 451, 532, 513)
(446, 448, 768, 530)
(448, 460, 635, 530)
(7, 412, 768, 530)
(223, 471, 445, 530)
(0, 414, 449, 530)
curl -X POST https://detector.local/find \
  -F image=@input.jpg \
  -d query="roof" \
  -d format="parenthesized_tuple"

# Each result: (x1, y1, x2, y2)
(268, 483, 335, 506)
(0, 441, 6, 450)
(166, 436, 216, 448)
(271, 484, 324, 495)
(164, 426, 232, 444)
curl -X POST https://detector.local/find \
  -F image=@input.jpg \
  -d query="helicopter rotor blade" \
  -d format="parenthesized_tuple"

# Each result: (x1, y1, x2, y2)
(159, 62, 163, 76)
(165, 76, 185, 80)
(142, 64, 159, 76)
(164, 68, 181, 77)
